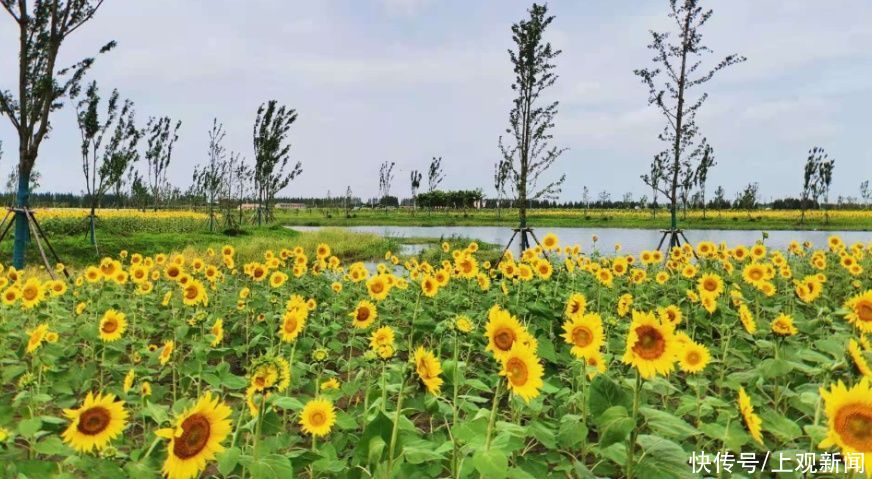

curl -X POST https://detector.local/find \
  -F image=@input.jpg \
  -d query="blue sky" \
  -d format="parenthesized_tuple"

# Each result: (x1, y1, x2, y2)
(1, 0, 871, 202)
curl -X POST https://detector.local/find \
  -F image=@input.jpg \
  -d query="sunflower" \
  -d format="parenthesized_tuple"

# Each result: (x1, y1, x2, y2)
(738, 387, 764, 445)
(561, 313, 604, 359)
(818, 378, 872, 475)
(534, 260, 553, 280)
(331, 281, 343, 293)
(697, 273, 724, 298)
(26, 323, 50, 354)
(269, 271, 288, 288)
(771, 313, 798, 336)
(678, 341, 711, 374)
(738, 304, 757, 334)
(499, 342, 544, 404)
(47, 279, 67, 296)
(421, 275, 439, 298)
(370, 326, 395, 357)
(350, 300, 377, 329)
(541, 233, 559, 251)
(367, 275, 390, 301)
(657, 305, 682, 326)
(278, 309, 307, 342)
(484, 305, 532, 361)
(159, 340, 175, 366)
(299, 398, 336, 437)
(414, 346, 443, 395)
(20, 278, 45, 309)
(584, 351, 607, 379)
(844, 290, 872, 334)
(595, 268, 613, 287)
(742, 263, 768, 286)
(564, 293, 588, 319)
(617, 293, 633, 317)
(210, 319, 224, 347)
(181, 280, 208, 306)
(321, 378, 341, 391)
(156, 392, 232, 479)
(62, 392, 128, 453)
(622, 310, 679, 379)
(455, 315, 474, 333)
(123, 369, 136, 393)
(848, 339, 872, 377)
(99, 309, 127, 342)
(2, 286, 20, 305)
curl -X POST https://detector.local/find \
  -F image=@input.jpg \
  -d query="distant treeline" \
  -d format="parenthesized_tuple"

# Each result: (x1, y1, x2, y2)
(9, 190, 869, 211)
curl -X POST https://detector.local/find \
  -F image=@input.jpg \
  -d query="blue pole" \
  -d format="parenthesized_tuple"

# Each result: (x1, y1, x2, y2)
(12, 169, 29, 269)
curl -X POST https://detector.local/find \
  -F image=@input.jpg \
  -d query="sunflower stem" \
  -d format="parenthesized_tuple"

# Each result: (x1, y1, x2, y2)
(627, 371, 642, 479)
(484, 377, 502, 451)
(386, 369, 408, 477)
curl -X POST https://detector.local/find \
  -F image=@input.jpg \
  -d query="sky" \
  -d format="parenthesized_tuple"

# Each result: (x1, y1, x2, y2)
(1, 0, 871, 203)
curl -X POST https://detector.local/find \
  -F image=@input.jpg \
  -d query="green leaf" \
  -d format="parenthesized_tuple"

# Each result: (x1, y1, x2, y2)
(472, 449, 508, 479)
(18, 417, 42, 438)
(761, 410, 802, 442)
(634, 434, 695, 479)
(217, 447, 241, 476)
(588, 375, 631, 418)
(528, 420, 557, 449)
(640, 407, 699, 439)
(248, 454, 293, 479)
(272, 396, 304, 411)
(594, 406, 634, 448)
(32, 436, 71, 456)
(558, 414, 587, 448)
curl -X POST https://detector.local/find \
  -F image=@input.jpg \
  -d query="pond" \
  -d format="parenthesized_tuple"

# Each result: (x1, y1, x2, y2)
(289, 225, 871, 255)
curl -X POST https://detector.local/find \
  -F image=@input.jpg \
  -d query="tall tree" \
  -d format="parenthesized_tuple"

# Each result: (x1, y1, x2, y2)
(253, 100, 302, 225)
(192, 119, 228, 232)
(73, 81, 140, 249)
(695, 144, 715, 219)
(427, 156, 444, 193)
(1, 0, 114, 268)
(493, 159, 510, 218)
(818, 155, 835, 224)
(861, 180, 871, 209)
(144, 116, 181, 210)
(224, 151, 251, 231)
(641, 153, 665, 219)
(409, 169, 422, 214)
(498, 3, 566, 250)
(800, 146, 833, 225)
(377, 161, 395, 207)
(635, 0, 744, 247)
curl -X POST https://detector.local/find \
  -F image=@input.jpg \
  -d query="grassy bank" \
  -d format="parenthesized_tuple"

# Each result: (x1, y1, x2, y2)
(277, 207, 872, 230)
(2, 225, 401, 270)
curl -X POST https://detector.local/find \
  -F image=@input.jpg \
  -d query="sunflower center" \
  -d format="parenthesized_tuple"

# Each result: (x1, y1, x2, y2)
(704, 280, 717, 292)
(284, 318, 298, 333)
(505, 357, 529, 386)
(569, 302, 581, 314)
(572, 326, 593, 348)
(102, 319, 118, 334)
(371, 282, 384, 294)
(834, 404, 872, 451)
(686, 351, 701, 365)
(310, 411, 326, 427)
(633, 325, 666, 360)
(858, 301, 872, 323)
(356, 308, 370, 322)
(77, 407, 111, 436)
(185, 286, 198, 300)
(493, 328, 515, 351)
(749, 270, 762, 281)
(23, 286, 38, 301)
(173, 414, 211, 459)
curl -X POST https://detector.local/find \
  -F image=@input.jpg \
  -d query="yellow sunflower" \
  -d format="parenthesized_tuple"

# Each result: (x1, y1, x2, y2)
(657, 305, 682, 326)
(678, 341, 711, 374)
(771, 313, 798, 336)
(349, 300, 377, 329)
(62, 392, 128, 453)
(421, 275, 439, 298)
(818, 378, 872, 476)
(738, 304, 757, 334)
(484, 305, 533, 361)
(564, 293, 588, 319)
(181, 280, 208, 306)
(622, 310, 679, 379)
(844, 290, 872, 334)
(99, 309, 127, 342)
(269, 271, 288, 288)
(697, 273, 724, 298)
(370, 326, 395, 355)
(156, 392, 232, 479)
(123, 369, 136, 393)
(561, 312, 604, 359)
(210, 319, 224, 347)
(499, 342, 544, 404)
(455, 315, 474, 333)
(848, 339, 872, 377)
(738, 387, 764, 445)
(159, 340, 175, 366)
(26, 323, 50, 354)
(20, 278, 45, 309)
(278, 309, 307, 342)
(299, 398, 336, 437)
(367, 275, 390, 301)
(414, 346, 443, 395)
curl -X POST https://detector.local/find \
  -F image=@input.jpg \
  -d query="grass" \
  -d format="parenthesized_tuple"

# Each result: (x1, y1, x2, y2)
(2, 225, 401, 270)
(276, 207, 872, 230)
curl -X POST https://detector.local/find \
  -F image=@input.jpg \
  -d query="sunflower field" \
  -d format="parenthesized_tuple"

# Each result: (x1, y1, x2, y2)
(0, 234, 871, 478)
